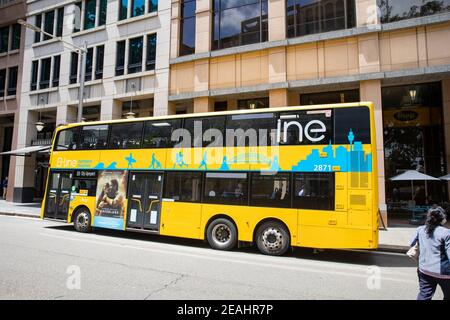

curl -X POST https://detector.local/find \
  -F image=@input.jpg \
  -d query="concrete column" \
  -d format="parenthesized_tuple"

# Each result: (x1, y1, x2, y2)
(358, 33, 380, 74)
(153, 69, 171, 116)
(56, 105, 77, 126)
(194, 97, 213, 113)
(268, 47, 287, 84)
(170, 0, 181, 59)
(100, 98, 122, 120)
(194, 59, 209, 92)
(442, 79, 450, 202)
(269, 88, 288, 108)
(355, 0, 379, 27)
(195, 0, 212, 54)
(360, 80, 387, 226)
(268, 0, 286, 41)
(12, 110, 38, 202)
(6, 113, 19, 202)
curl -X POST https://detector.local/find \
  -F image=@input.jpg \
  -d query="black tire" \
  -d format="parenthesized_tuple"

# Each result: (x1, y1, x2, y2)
(73, 208, 92, 233)
(206, 218, 238, 251)
(255, 221, 290, 256)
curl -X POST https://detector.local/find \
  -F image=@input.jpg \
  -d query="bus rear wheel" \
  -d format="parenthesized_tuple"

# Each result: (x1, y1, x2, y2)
(73, 208, 92, 233)
(206, 218, 237, 251)
(255, 221, 290, 256)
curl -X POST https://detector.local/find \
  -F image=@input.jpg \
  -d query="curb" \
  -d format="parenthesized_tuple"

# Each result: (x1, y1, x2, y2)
(377, 245, 409, 254)
(0, 212, 40, 219)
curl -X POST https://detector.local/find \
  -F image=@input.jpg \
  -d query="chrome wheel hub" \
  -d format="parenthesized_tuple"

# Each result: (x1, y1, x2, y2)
(212, 224, 231, 245)
(262, 227, 284, 251)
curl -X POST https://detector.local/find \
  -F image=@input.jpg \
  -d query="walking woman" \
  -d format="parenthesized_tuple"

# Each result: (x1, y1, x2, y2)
(410, 209, 450, 300)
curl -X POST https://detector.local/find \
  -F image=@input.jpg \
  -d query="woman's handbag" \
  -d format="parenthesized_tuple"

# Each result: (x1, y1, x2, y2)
(407, 243, 420, 261)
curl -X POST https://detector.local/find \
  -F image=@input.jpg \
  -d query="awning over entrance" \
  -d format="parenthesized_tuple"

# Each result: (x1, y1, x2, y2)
(0, 145, 51, 156)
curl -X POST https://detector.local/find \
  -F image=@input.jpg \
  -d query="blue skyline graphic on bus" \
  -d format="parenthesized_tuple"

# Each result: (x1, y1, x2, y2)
(292, 129, 372, 173)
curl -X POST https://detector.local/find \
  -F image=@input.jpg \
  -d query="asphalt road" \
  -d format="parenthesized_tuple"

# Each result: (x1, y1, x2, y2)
(0, 215, 444, 300)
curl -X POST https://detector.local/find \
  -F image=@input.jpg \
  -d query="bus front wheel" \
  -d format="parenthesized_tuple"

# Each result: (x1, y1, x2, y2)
(255, 221, 290, 256)
(73, 208, 92, 233)
(206, 218, 237, 251)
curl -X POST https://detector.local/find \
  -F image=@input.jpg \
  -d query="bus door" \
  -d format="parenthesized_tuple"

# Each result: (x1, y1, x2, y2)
(127, 172, 163, 231)
(44, 171, 73, 220)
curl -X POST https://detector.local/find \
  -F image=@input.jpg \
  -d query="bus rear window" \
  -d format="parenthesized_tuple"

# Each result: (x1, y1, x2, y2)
(55, 128, 79, 151)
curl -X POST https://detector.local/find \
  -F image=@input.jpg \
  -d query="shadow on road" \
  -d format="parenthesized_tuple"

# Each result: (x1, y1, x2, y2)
(44, 224, 416, 268)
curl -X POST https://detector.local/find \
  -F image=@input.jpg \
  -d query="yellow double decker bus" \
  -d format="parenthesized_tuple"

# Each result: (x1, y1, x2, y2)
(42, 102, 378, 255)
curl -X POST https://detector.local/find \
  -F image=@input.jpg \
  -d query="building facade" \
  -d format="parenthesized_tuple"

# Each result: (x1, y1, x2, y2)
(0, 0, 26, 201)
(10, 0, 171, 202)
(2, 0, 450, 226)
(168, 0, 450, 224)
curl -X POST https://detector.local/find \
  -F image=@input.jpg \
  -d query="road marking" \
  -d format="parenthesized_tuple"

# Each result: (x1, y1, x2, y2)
(40, 232, 417, 285)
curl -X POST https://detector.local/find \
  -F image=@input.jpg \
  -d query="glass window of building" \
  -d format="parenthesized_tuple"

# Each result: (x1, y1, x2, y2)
(52, 55, 61, 87)
(382, 82, 446, 209)
(10, 24, 21, 51)
(180, 0, 196, 56)
(119, 0, 128, 20)
(286, 0, 356, 38)
(146, 34, 157, 71)
(378, 0, 450, 23)
(149, 0, 158, 12)
(95, 45, 105, 79)
(0, 26, 8, 53)
(131, 0, 145, 17)
(300, 89, 360, 105)
(0, 69, 5, 96)
(56, 7, 64, 37)
(212, 0, 268, 50)
(84, 0, 96, 30)
(43, 10, 55, 40)
(99, 0, 107, 26)
(128, 36, 143, 74)
(34, 14, 42, 43)
(7, 67, 17, 95)
(31, 61, 38, 91)
(237, 97, 269, 110)
(70, 51, 79, 84)
(39, 57, 51, 89)
(204, 172, 248, 205)
(164, 172, 202, 202)
(116, 40, 126, 76)
(214, 101, 227, 112)
(85, 47, 94, 82)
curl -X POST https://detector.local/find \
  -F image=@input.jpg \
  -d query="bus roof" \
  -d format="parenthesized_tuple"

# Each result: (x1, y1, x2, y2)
(55, 102, 374, 132)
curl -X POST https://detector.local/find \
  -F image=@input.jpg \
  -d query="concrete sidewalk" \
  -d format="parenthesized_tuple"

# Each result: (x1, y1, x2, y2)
(0, 200, 41, 218)
(0, 200, 426, 253)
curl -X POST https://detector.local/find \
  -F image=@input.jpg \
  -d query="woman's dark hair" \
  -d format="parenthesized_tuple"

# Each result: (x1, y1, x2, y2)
(425, 210, 444, 237)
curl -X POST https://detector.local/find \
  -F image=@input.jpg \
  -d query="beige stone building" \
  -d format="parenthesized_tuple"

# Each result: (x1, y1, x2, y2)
(0, 0, 26, 201)
(168, 0, 450, 224)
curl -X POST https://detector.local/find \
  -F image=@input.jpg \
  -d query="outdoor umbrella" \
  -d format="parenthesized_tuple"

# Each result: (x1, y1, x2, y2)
(390, 170, 440, 201)
(439, 174, 450, 181)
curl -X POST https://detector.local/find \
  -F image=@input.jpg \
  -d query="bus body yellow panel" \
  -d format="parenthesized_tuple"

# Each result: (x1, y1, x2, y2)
(160, 201, 203, 239)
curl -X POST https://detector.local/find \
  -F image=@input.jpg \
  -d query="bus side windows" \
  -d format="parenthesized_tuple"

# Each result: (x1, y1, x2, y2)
(250, 173, 291, 208)
(72, 179, 97, 196)
(78, 125, 109, 150)
(143, 119, 182, 148)
(203, 172, 248, 206)
(55, 128, 79, 151)
(334, 107, 371, 144)
(164, 171, 202, 203)
(293, 173, 335, 211)
(109, 122, 144, 149)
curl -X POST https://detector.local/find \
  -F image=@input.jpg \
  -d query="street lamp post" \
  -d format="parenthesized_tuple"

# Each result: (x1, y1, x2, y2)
(17, 19, 87, 123)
